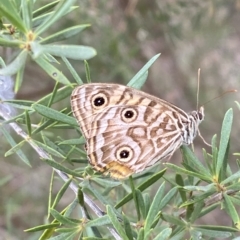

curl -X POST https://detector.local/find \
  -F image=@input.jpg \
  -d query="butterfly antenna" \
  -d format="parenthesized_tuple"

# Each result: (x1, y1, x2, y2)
(196, 68, 201, 110)
(196, 68, 212, 147)
(201, 89, 237, 107)
(199, 85, 237, 147)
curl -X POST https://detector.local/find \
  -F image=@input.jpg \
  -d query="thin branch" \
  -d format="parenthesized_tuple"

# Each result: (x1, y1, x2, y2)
(179, 189, 239, 219)
(0, 108, 121, 240)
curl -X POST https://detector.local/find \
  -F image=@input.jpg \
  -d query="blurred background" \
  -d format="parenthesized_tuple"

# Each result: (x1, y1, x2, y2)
(1, 0, 240, 239)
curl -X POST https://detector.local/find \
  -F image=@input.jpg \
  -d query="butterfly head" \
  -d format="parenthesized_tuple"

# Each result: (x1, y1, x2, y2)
(191, 106, 204, 124)
(183, 106, 204, 145)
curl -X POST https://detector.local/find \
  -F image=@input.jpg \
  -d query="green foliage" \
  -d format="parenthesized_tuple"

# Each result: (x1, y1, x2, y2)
(0, 1, 240, 240)
(0, 0, 96, 90)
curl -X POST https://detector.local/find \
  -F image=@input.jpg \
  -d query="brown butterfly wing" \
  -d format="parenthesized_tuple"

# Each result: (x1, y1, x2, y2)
(71, 83, 189, 179)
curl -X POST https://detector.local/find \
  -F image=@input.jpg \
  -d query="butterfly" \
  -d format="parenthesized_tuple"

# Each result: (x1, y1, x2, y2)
(71, 83, 204, 179)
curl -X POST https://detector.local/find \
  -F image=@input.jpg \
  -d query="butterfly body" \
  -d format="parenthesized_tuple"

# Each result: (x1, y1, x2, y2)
(71, 83, 204, 179)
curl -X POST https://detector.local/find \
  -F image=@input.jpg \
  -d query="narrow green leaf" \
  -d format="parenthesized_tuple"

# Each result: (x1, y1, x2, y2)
(203, 148, 213, 175)
(144, 194, 151, 215)
(33, 1, 60, 17)
(223, 193, 240, 225)
(190, 201, 205, 223)
(84, 224, 100, 240)
(51, 124, 75, 129)
(169, 230, 185, 240)
(0, 50, 28, 75)
(32, 118, 55, 135)
(107, 205, 128, 240)
(53, 141, 74, 158)
(50, 209, 79, 226)
(32, 43, 96, 61)
(123, 214, 134, 240)
(35, 140, 65, 158)
(64, 198, 79, 217)
(144, 229, 153, 240)
(25, 110, 32, 136)
(226, 182, 240, 191)
(159, 186, 178, 210)
(219, 141, 230, 183)
(43, 52, 59, 63)
(195, 225, 238, 232)
(84, 238, 108, 240)
(235, 101, 240, 110)
(153, 228, 172, 240)
(136, 189, 146, 219)
(91, 178, 121, 188)
(85, 215, 111, 228)
(47, 82, 59, 107)
(48, 170, 54, 219)
(51, 178, 72, 209)
(15, 63, 25, 92)
(42, 134, 65, 156)
(190, 229, 204, 240)
(0, 38, 22, 47)
(137, 169, 166, 191)
(55, 227, 78, 233)
(180, 190, 216, 208)
(77, 187, 84, 206)
(221, 171, 240, 185)
(40, 25, 90, 44)
(144, 182, 165, 232)
(85, 182, 110, 206)
(37, 85, 73, 105)
(0, 1, 26, 32)
(211, 134, 218, 171)
(3, 100, 33, 111)
(183, 184, 215, 192)
(84, 60, 91, 83)
(33, 104, 78, 126)
(34, 55, 71, 85)
(149, 212, 162, 230)
(130, 71, 148, 89)
(1, 112, 25, 124)
(35, 0, 77, 35)
(186, 203, 194, 221)
(181, 145, 211, 178)
(176, 174, 187, 202)
(199, 204, 218, 218)
(137, 228, 144, 240)
(115, 169, 166, 209)
(236, 159, 240, 169)
(33, 6, 77, 29)
(51, 232, 78, 240)
(60, 137, 85, 145)
(193, 226, 234, 238)
(129, 176, 141, 221)
(4, 140, 26, 157)
(216, 109, 233, 177)
(39, 225, 56, 240)
(43, 159, 82, 177)
(62, 57, 83, 85)
(166, 163, 211, 182)
(24, 223, 60, 232)
(127, 53, 161, 89)
(0, 57, 6, 67)
(4, 100, 34, 107)
(161, 213, 186, 227)
(22, 0, 32, 29)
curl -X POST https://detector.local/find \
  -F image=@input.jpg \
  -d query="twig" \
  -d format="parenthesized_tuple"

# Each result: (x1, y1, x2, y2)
(179, 189, 239, 219)
(0, 108, 121, 240)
